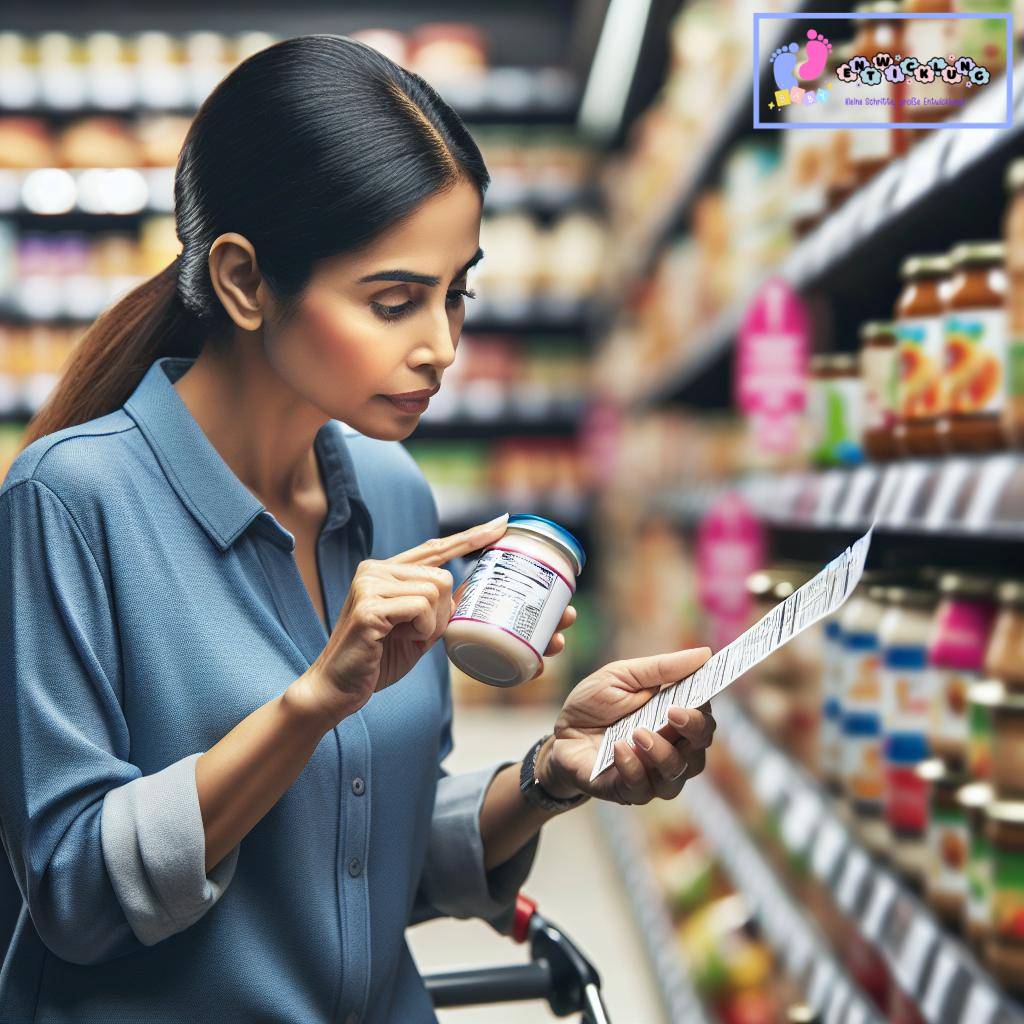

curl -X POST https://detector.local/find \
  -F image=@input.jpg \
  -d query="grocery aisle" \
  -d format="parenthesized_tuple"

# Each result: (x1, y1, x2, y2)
(407, 706, 666, 1024)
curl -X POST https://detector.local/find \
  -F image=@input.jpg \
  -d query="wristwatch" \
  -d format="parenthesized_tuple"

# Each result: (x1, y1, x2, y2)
(519, 735, 589, 813)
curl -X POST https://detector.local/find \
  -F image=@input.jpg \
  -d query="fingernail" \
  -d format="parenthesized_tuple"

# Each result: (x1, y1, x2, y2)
(633, 728, 653, 751)
(668, 707, 689, 726)
(481, 512, 509, 530)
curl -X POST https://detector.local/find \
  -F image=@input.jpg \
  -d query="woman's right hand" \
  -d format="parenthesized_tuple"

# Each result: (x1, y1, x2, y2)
(288, 513, 510, 729)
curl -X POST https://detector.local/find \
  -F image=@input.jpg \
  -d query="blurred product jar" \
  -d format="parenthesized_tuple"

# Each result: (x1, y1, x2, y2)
(959, 779, 996, 950)
(809, 354, 864, 467)
(894, 254, 950, 456)
(1004, 159, 1024, 447)
(927, 573, 997, 772)
(990, 687, 1024, 800)
(860, 320, 900, 461)
(968, 679, 1006, 782)
(985, 579, 1024, 690)
(984, 800, 1024, 993)
(839, 584, 888, 853)
(444, 514, 585, 687)
(938, 242, 1008, 454)
(918, 757, 969, 931)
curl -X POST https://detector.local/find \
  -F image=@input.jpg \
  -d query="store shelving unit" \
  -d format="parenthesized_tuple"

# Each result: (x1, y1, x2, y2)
(711, 695, 1024, 1024)
(619, 58, 1024, 408)
(595, 801, 712, 1024)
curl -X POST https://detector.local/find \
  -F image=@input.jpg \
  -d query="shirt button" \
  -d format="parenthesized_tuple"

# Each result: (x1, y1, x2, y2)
(351, 776, 365, 796)
(348, 857, 362, 877)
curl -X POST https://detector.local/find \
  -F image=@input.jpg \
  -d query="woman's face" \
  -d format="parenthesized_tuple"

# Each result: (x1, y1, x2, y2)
(266, 178, 483, 441)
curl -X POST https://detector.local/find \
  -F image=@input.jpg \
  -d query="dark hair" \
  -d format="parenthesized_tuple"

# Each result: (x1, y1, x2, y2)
(19, 33, 489, 450)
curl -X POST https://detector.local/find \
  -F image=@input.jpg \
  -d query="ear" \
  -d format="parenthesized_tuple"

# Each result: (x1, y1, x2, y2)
(208, 232, 265, 331)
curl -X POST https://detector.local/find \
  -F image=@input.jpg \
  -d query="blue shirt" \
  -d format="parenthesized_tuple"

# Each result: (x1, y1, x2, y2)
(0, 355, 538, 1024)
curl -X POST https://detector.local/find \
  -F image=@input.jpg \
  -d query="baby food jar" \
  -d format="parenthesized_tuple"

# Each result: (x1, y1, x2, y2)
(810, 354, 864, 467)
(937, 241, 1009, 454)
(860, 320, 900, 461)
(983, 800, 1024, 993)
(967, 679, 1006, 783)
(444, 514, 585, 687)
(990, 686, 1024, 800)
(927, 573, 997, 772)
(918, 757, 969, 931)
(894, 254, 950, 457)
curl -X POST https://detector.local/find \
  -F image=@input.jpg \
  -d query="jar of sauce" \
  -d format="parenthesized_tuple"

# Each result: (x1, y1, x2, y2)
(937, 241, 1009, 454)
(880, 584, 938, 889)
(444, 514, 584, 686)
(927, 573, 997, 772)
(1004, 159, 1024, 448)
(894, 254, 950, 456)
(983, 800, 1024, 993)
(919, 757, 969, 930)
(839, 583, 888, 854)
(985, 579, 1024, 690)
(959, 779, 995, 951)
(860, 320, 899, 461)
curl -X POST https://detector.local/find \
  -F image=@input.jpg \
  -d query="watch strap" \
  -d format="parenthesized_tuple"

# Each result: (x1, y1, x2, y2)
(519, 734, 588, 812)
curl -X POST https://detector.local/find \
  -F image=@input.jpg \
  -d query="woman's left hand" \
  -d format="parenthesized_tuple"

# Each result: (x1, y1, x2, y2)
(534, 646, 717, 806)
(451, 582, 577, 662)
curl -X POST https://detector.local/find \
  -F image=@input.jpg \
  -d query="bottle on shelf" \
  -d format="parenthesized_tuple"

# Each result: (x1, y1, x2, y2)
(937, 241, 1009, 454)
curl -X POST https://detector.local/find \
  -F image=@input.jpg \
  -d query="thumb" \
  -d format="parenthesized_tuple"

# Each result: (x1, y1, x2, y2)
(614, 646, 712, 692)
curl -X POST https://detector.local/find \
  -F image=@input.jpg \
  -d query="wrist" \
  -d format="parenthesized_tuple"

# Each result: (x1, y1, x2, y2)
(283, 673, 357, 736)
(534, 735, 583, 802)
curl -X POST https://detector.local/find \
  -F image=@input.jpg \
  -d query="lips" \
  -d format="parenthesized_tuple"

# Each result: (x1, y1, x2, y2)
(383, 394, 431, 414)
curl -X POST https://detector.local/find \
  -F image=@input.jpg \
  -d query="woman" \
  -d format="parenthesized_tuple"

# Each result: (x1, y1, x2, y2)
(0, 34, 715, 1023)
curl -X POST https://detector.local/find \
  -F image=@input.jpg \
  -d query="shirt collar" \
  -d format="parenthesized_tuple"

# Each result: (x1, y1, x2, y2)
(123, 356, 371, 554)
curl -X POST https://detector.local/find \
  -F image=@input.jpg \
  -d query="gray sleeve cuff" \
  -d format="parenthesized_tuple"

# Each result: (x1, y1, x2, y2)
(418, 762, 540, 925)
(100, 752, 240, 946)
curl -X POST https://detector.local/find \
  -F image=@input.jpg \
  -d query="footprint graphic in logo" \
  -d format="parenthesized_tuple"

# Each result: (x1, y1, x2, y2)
(770, 41, 800, 90)
(797, 29, 832, 81)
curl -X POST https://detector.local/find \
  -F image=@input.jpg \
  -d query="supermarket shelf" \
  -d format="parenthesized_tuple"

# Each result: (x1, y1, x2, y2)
(595, 802, 712, 1024)
(625, 58, 1024, 408)
(712, 695, 1024, 1024)
(679, 774, 885, 1024)
(434, 494, 590, 533)
(412, 408, 583, 439)
(650, 455, 1024, 542)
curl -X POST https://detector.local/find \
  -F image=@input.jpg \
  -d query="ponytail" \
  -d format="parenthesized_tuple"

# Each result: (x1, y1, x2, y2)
(17, 256, 207, 453)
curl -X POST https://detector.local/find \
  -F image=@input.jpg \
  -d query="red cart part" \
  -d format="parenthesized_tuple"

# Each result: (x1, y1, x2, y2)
(512, 893, 538, 944)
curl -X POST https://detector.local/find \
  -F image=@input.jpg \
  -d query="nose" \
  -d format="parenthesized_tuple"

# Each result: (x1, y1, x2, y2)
(414, 306, 458, 372)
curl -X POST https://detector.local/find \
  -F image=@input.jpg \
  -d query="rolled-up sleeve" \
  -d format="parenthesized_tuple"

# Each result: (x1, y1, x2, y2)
(410, 548, 540, 928)
(0, 478, 238, 964)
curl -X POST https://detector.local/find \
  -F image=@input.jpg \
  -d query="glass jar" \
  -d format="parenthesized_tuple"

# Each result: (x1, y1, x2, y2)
(990, 687, 1024, 800)
(810, 354, 864, 467)
(927, 573, 998, 772)
(920, 757, 969, 931)
(860, 320, 900, 461)
(894, 254, 950, 456)
(444, 514, 585, 686)
(1004, 159, 1024, 448)
(967, 679, 1006, 782)
(938, 241, 1009, 454)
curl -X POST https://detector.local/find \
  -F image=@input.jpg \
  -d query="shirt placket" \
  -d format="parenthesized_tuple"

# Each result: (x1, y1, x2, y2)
(250, 510, 374, 1024)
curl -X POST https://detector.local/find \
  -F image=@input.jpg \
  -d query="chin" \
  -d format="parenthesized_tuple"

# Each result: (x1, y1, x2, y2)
(344, 409, 420, 442)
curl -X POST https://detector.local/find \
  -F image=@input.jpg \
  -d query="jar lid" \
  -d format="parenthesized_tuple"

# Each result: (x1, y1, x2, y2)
(950, 241, 1005, 268)
(914, 757, 947, 783)
(830, 353, 859, 373)
(1007, 157, 1024, 193)
(968, 679, 1008, 707)
(786, 1006, 819, 1024)
(955, 780, 994, 809)
(506, 514, 586, 575)
(938, 572, 997, 599)
(997, 579, 1024, 606)
(900, 254, 950, 280)
(986, 801, 1024, 826)
(859, 320, 897, 340)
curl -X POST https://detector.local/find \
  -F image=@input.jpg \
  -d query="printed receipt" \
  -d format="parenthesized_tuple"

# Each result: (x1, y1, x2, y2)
(590, 525, 874, 781)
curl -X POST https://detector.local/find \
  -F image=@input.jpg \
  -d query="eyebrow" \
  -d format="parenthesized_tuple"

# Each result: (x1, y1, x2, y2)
(357, 247, 484, 286)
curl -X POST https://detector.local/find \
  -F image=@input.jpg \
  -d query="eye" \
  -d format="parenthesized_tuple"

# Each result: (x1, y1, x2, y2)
(370, 288, 476, 324)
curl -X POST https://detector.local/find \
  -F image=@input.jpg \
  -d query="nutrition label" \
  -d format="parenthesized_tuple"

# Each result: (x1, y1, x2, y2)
(591, 526, 874, 781)
(450, 547, 571, 659)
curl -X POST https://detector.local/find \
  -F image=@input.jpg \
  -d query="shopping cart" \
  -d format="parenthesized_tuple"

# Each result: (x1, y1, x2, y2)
(423, 894, 611, 1023)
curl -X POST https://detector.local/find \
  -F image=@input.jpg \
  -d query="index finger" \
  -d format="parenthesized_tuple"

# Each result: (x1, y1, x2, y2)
(386, 514, 509, 568)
